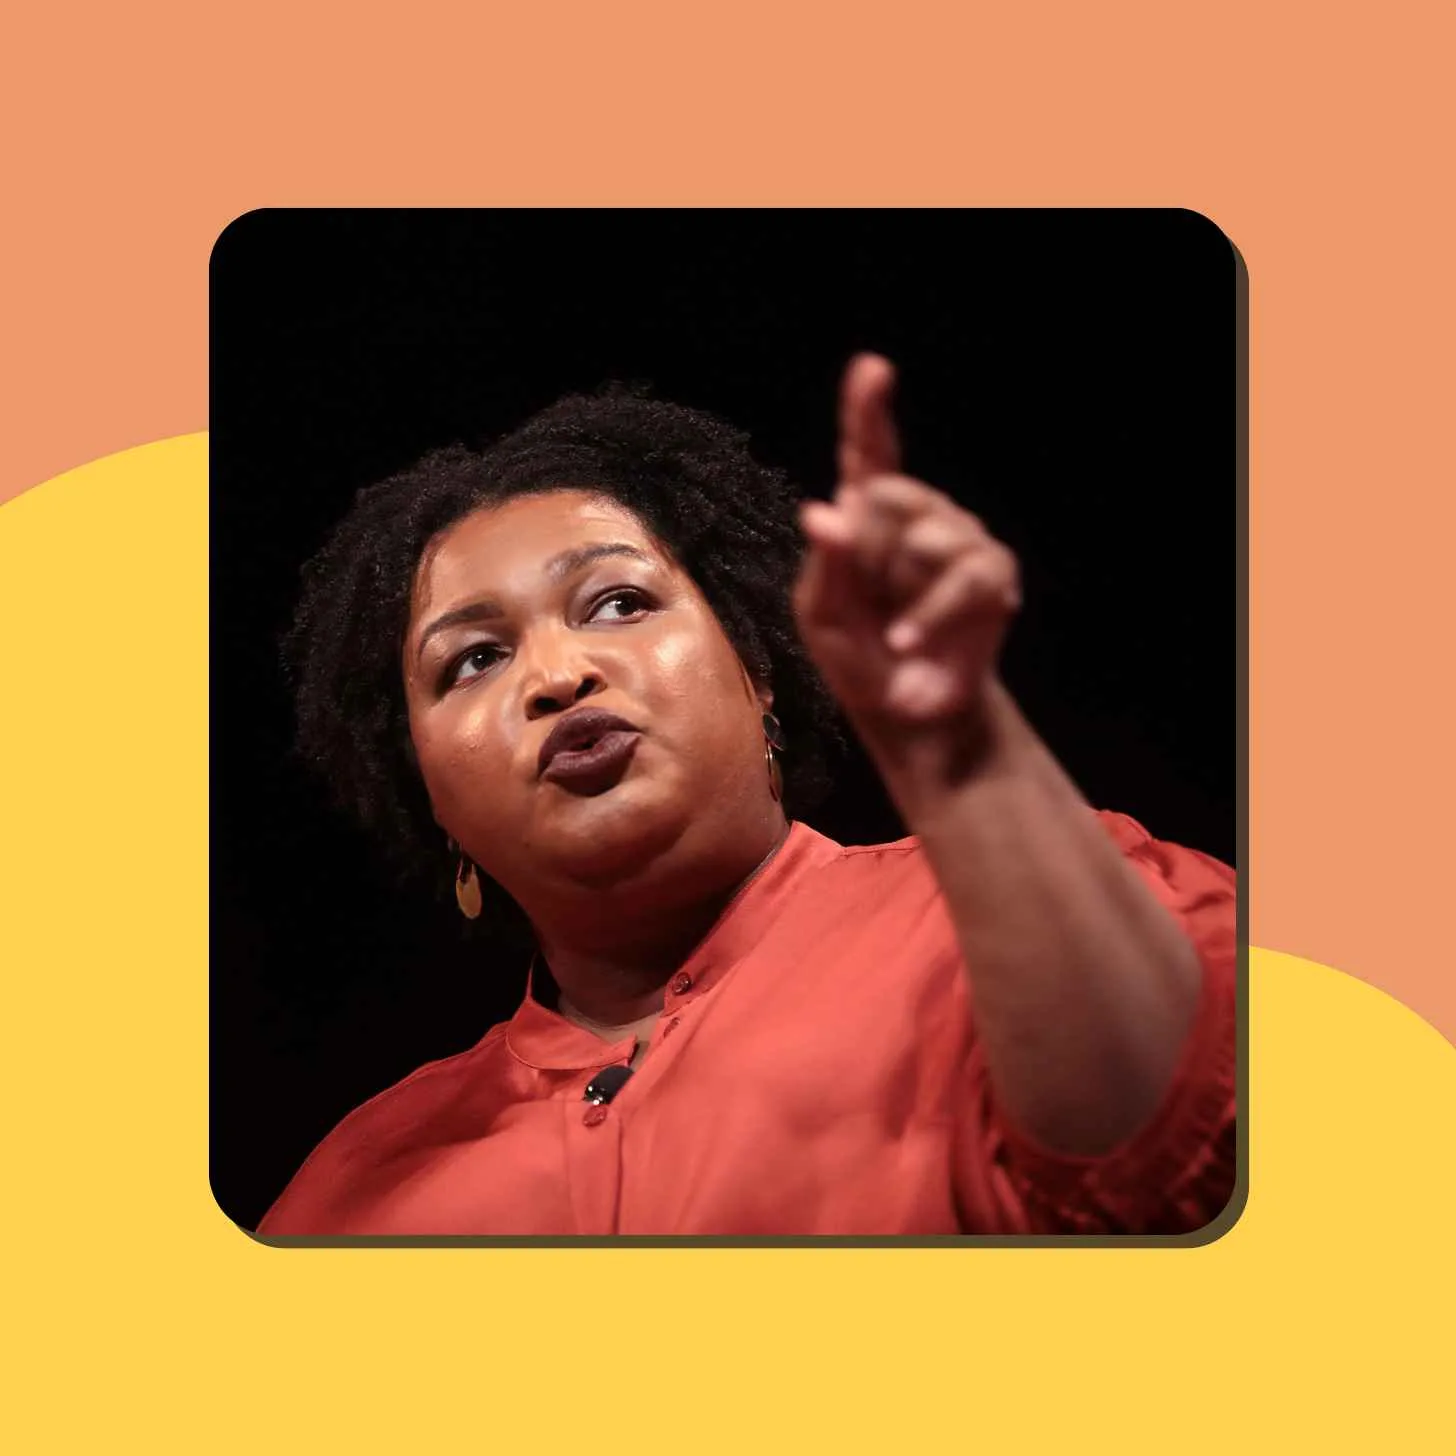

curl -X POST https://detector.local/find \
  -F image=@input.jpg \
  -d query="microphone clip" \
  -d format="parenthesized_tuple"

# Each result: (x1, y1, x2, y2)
(583, 1064, 634, 1106)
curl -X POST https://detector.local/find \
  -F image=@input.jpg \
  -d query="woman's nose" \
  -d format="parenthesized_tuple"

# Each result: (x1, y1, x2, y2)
(518, 635, 605, 717)
(526, 670, 603, 717)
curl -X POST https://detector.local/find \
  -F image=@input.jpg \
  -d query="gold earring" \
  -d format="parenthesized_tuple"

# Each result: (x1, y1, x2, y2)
(456, 860, 483, 920)
(763, 712, 786, 802)
(447, 839, 483, 920)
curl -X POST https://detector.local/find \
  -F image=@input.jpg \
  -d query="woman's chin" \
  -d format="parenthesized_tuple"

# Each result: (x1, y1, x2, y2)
(534, 779, 687, 877)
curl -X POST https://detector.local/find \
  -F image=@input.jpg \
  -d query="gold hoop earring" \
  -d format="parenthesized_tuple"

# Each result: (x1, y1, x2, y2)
(763, 712, 786, 803)
(447, 838, 483, 920)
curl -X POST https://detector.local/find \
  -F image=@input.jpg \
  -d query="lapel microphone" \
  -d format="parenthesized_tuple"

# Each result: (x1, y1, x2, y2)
(583, 1065, 634, 1105)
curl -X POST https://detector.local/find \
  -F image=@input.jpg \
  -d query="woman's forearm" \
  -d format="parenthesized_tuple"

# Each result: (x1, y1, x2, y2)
(871, 677, 1205, 1156)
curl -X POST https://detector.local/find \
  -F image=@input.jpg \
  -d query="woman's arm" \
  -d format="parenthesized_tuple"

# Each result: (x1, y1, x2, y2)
(794, 355, 1229, 1158)
(875, 678, 1206, 1155)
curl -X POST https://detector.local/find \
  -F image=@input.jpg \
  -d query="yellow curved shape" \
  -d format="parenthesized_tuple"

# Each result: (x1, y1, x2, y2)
(1, 438, 1451, 1451)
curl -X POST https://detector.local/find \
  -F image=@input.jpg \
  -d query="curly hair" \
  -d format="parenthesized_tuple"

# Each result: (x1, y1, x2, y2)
(282, 384, 851, 946)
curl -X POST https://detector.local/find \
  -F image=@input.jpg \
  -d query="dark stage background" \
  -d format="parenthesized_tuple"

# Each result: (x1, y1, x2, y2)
(210, 209, 1239, 1231)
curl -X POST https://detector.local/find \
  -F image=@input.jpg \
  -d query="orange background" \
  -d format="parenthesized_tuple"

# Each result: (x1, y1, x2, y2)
(4, 0, 1452, 1042)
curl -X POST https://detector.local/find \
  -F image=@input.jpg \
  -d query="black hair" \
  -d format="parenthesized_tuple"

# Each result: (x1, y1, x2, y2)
(282, 384, 850, 945)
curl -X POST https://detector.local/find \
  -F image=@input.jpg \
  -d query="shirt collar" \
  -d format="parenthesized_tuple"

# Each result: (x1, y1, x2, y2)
(505, 819, 842, 1071)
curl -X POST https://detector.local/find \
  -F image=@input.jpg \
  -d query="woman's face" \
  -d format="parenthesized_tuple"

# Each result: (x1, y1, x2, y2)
(401, 490, 776, 900)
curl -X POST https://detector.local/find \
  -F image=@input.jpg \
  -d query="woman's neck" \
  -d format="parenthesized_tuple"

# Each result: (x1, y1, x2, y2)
(534, 819, 791, 1028)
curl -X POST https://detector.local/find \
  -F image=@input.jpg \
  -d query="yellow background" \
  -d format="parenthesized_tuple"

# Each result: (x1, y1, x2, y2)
(3, 1, 1454, 1447)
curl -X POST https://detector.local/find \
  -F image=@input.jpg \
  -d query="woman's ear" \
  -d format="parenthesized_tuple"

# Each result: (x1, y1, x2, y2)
(737, 655, 774, 716)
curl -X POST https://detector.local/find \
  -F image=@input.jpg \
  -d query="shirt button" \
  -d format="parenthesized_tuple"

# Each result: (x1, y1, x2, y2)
(582, 1105, 609, 1128)
(663, 1016, 681, 1038)
(670, 972, 693, 996)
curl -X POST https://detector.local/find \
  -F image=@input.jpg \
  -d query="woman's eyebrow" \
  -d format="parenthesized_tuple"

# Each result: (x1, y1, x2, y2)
(414, 542, 657, 662)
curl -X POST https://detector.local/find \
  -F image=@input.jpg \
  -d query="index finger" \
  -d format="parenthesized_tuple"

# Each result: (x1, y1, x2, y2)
(837, 352, 902, 486)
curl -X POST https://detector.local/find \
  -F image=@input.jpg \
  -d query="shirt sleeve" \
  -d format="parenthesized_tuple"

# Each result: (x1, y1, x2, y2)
(953, 812, 1238, 1235)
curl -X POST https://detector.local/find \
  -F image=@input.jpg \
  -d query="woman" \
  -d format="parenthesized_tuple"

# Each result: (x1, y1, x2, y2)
(259, 354, 1236, 1237)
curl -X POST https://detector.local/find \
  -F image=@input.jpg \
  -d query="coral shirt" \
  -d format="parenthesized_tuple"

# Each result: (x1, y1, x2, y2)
(258, 815, 1237, 1237)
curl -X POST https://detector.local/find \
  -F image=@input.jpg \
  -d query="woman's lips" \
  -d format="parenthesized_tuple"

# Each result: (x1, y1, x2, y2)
(539, 730, 642, 794)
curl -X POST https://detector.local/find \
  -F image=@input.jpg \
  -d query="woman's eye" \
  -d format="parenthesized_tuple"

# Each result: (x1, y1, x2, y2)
(590, 587, 651, 621)
(447, 644, 504, 687)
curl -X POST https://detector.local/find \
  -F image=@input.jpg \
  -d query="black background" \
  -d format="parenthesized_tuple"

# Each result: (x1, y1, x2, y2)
(210, 209, 1238, 1231)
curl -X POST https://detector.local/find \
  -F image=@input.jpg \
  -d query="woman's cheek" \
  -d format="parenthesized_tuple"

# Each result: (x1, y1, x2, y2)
(450, 697, 511, 778)
(644, 627, 698, 684)
(653, 630, 755, 764)
(416, 697, 506, 802)
(648, 614, 742, 697)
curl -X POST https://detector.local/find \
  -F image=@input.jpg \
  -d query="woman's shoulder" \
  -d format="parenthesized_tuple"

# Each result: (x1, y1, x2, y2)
(256, 1022, 513, 1233)
(786, 821, 947, 928)
(330, 1019, 524, 1158)
(796, 818, 924, 869)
